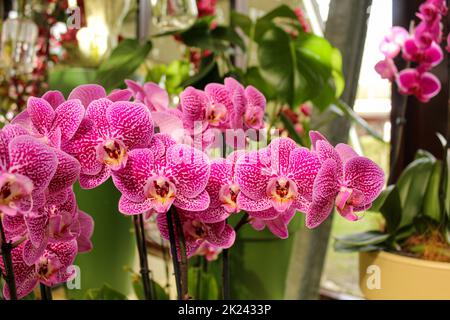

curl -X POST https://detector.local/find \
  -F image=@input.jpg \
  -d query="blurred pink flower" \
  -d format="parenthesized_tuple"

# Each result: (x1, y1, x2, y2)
(379, 26, 409, 58)
(374, 58, 398, 81)
(396, 68, 441, 103)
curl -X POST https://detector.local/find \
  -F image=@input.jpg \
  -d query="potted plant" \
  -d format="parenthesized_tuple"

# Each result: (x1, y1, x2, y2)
(335, 0, 450, 300)
(335, 143, 450, 299)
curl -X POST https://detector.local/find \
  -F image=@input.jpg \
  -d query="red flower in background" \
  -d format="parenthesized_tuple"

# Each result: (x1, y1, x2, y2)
(196, 0, 217, 17)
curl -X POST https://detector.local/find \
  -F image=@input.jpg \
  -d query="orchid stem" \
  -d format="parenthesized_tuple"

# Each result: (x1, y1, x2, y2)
(166, 207, 183, 300)
(234, 213, 250, 232)
(388, 54, 411, 184)
(132, 214, 154, 300)
(0, 216, 17, 300)
(172, 207, 189, 300)
(220, 132, 231, 300)
(39, 283, 52, 300)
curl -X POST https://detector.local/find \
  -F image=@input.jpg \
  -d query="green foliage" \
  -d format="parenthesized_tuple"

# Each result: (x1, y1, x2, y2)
(335, 146, 450, 253)
(146, 60, 191, 96)
(95, 39, 152, 92)
(188, 266, 219, 300)
(132, 275, 170, 300)
(85, 284, 128, 300)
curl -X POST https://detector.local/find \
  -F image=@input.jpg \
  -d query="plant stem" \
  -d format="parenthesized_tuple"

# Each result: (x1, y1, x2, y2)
(388, 92, 409, 185)
(234, 213, 250, 232)
(172, 207, 189, 300)
(0, 216, 17, 300)
(132, 214, 154, 300)
(39, 283, 52, 300)
(166, 208, 182, 300)
(220, 132, 231, 300)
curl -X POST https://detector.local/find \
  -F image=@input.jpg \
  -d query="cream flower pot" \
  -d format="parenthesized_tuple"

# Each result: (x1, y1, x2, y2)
(359, 251, 450, 300)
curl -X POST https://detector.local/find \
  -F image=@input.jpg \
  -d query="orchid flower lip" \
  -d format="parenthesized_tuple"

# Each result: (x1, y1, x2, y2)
(266, 176, 298, 212)
(183, 219, 209, 242)
(0, 172, 33, 214)
(96, 138, 128, 171)
(219, 183, 240, 213)
(144, 175, 177, 213)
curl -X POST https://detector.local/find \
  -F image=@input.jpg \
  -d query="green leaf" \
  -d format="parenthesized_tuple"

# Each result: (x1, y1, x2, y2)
(230, 10, 253, 36)
(397, 157, 436, 228)
(254, 5, 299, 42)
(132, 276, 170, 300)
(84, 284, 128, 300)
(258, 26, 326, 107)
(423, 160, 442, 222)
(379, 186, 402, 234)
(414, 149, 436, 161)
(180, 58, 217, 88)
(335, 231, 390, 246)
(211, 26, 246, 51)
(334, 241, 386, 253)
(244, 66, 277, 100)
(371, 185, 393, 212)
(188, 267, 219, 300)
(335, 100, 385, 142)
(95, 39, 152, 92)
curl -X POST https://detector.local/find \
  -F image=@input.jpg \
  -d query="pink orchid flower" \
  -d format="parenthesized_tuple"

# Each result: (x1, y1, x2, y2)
(374, 58, 398, 81)
(184, 151, 244, 224)
(156, 209, 235, 259)
(63, 99, 154, 189)
(306, 131, 385, 228)
(224, 77, 266, 131)
(446, 32, 450, 52)
(125, 79, 170, 112)
(0, 129, 57, 216)
(379, 26, 409, 58)
(180, 84, 234, 132)
(0, 241, 78, 299)
(235, 137, 321, 223)
(194, 242, 222, 261)
(112, 143, 210, 216)
(414, 20, 442, 49)
(249, 207, 296, 239)
(417, 1, 443, 22)
(12, 97, 85, 148)
(402, 38, 443, 69)
(396, 68, 441, 103)
(22, 189, 93, 265)
(67, 84, 132, 108)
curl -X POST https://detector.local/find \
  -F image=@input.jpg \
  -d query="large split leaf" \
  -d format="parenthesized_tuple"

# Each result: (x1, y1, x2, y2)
(95, 39, 152, 91)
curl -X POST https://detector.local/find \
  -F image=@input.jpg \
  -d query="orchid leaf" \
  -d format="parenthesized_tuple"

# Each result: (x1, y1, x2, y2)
(379, 185, 402, 234)
(397, 157, 436, 228)
(334, 231, 389, 247)
(85, 284, 128, 300)
(188, 267, 219, 300)
(132, 276, 169, 300)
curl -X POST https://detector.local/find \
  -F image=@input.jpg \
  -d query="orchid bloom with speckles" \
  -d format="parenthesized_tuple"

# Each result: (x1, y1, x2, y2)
(0, 240, 78, 299)
(306, 131, 385, 228)
(0, 127, 58, 216)
(64, 99, 154, 189)
(111, 141, 210, 216)
(235, 137, 322, 238)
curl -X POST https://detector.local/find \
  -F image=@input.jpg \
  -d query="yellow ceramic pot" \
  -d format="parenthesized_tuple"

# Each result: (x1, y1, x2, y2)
(359, 251, 450, 300)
